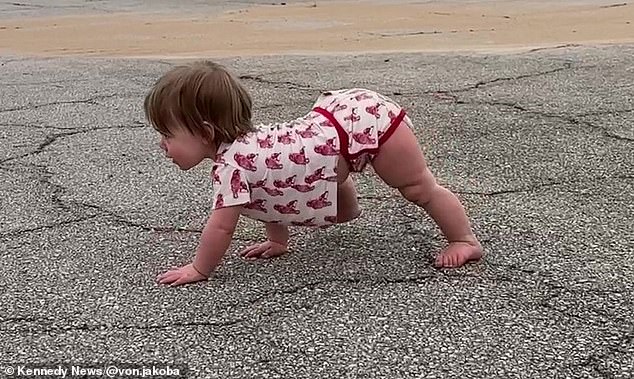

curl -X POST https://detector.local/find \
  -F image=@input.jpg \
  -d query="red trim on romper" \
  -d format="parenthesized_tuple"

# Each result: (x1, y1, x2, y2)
(312, 107, 407, 162)
(378, 109, 406, 147)
(312, 107, 352, 161)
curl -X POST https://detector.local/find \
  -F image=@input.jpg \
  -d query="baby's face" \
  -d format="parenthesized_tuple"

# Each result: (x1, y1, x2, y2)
(158, 127, 210, 171)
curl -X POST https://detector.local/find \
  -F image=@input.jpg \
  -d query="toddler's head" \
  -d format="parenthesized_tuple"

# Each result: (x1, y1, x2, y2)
(144, 61, 255, 144)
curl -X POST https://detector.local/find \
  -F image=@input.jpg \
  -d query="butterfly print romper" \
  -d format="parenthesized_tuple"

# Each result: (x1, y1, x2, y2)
(211, 88, 411, 226)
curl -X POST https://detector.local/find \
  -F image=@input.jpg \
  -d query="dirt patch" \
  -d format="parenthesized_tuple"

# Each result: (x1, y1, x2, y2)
(0, 1, 632, 57)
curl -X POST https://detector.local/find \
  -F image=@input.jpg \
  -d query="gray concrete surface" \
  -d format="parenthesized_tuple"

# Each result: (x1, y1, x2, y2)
(0, 46, 633, 378)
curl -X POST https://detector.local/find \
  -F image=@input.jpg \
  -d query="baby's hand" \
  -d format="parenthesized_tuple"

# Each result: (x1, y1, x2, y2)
(240, 240, 288, 260)
(157, 263, 208, 286)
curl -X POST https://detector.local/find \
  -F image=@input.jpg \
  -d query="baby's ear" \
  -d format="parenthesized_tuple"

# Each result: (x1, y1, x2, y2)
(202, 121, 216, 144)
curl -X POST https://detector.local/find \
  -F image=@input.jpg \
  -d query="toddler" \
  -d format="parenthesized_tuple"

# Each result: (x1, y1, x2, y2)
(145, 61, 482, 286)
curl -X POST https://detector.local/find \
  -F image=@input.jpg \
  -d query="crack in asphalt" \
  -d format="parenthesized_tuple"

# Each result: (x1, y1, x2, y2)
(429, 63, 574, 95)
(427, 62, 632, 142)
(484, 268, 634, 377)
(576, 333, 633, 378)
(0, 94, 117, 113)
(455, 174, 634, 196)
(494, 262, 634, 377)
(238, 75, 315, 91)
(537, 288, 631, 327)
(1, 79, 93, 87)
(0, 316, 247, 333)
(117, 217, 303, 243)
(0, 138, 142, 239)
(575, 108, 634, 118)
(0, 273, 450, 334)
(487, 261, 634, 327)
(0, 215, 101, 239)
(2, 268, 626, 336)
(0, 191, 202, 237)
(479, 100, 634, 142)
(1, 256, 630, 368)
(0, 122, 74, 131)
(0, 194, 285, 243)
(0, 159, 104, 238)
(359, 175, 633, 199)
(34, 162, 79, 213)
(0, 165, 295, 241)
(0, 121, 146, 165)
(241, 273, 442, 308)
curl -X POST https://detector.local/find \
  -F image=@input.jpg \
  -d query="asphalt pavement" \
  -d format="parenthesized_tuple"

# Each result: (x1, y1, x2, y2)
(0, 40, 633, 378)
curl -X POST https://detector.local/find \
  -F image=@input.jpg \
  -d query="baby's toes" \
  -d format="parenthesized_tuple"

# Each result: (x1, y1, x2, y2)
(435, 249, 460, 268)
(434, 253, 449, 267)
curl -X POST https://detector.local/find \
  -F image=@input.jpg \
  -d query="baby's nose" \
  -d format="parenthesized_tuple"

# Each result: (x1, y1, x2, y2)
(158, 139, 167, 151)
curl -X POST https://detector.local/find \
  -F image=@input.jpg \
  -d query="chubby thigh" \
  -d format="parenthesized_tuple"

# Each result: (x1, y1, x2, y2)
(371, 121, 436, 199)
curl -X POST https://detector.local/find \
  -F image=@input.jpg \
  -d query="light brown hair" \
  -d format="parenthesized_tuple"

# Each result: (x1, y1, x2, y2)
(144, 61, 255, 143)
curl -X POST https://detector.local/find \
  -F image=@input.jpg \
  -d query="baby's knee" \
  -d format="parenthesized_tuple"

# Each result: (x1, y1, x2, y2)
(399, 177, 439, 206)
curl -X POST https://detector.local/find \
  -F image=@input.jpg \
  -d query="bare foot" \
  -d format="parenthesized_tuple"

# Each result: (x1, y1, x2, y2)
(434, 241, 483, 268)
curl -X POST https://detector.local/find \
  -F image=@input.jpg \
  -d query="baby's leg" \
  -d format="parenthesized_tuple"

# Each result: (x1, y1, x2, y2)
(371, 123, 482, 267)
(336, 157, 361, 223)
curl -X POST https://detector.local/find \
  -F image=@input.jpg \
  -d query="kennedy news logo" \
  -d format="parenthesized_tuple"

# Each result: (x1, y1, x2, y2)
(1, 364, 188, 378)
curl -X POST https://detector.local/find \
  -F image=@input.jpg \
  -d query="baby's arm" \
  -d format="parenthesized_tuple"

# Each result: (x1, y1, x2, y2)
(240, 222, 289, 259)
(264, 223, 289, 246)
(192, 206, 242, 275)
(157, 206, 242, 286)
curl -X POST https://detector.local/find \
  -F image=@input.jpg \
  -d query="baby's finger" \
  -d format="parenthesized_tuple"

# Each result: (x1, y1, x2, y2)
(157, 269, 177, 281)
(262, 247, 284, 259)
(244, 246, 266, 259)
(170, 276, 192, 287)
(158, 276, 175, 285)
(158, 272, 179, 285)
(239, 244, 260, 257)
(260, 247, 273, 259)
